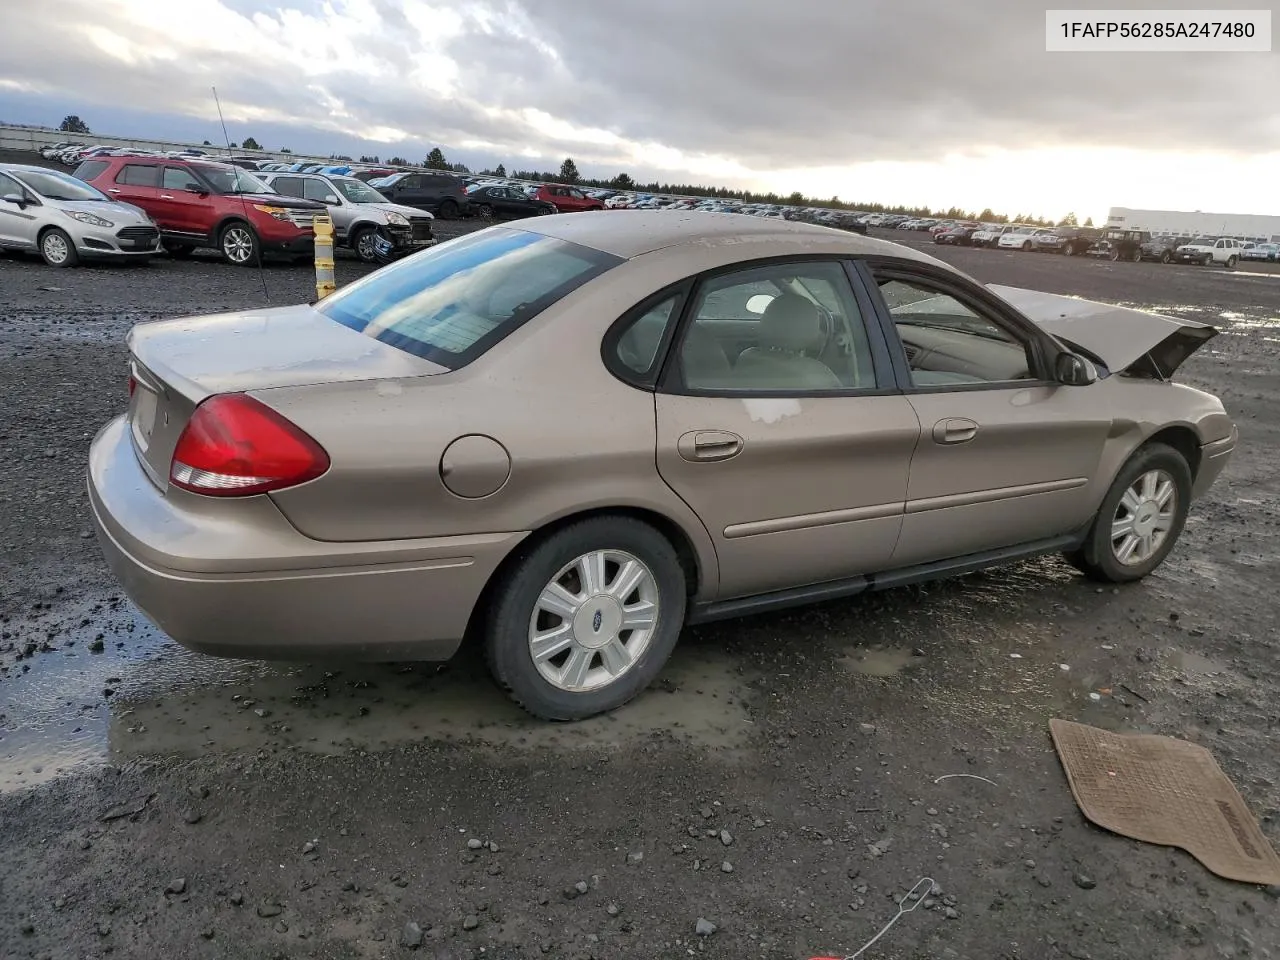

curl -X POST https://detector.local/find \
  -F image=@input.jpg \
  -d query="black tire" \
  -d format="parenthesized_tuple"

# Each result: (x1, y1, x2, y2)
(1130, 248, 1142, 262)
(477, 204, 494, 221)
(1160, 251, 1171, 264)
(1108, 247, 1121, 262)
(484, 516, 687, 721)
(1226, 255, 1238, 269)
(1064, 442, 1192, 584)
(438, 199, 458, 219)
(351, 226, 380, 263)
(1063, 243, 1076, 256)
(39, 228, 79, 267)
(218, 221, 260, 266)
(164, 243, 195, 259)
(1021, 240, 1031, 251)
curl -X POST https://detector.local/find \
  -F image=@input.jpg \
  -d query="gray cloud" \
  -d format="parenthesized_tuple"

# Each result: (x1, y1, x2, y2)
(1, 0, 1276, 186)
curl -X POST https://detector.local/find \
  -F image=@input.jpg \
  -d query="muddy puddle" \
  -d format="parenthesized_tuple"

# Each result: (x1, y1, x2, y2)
(0, 599, 756, 793)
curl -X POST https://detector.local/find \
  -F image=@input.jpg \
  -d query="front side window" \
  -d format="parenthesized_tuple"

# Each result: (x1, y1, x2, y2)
(303, 179, 334, 202)
(73, 159, 110, 182)
(874, 275, 1036, 386)
(317, 227, 621, 368)
(676, 261, 877, 392)
(334, 178, 386, 204)
(162, 167, 201, 191)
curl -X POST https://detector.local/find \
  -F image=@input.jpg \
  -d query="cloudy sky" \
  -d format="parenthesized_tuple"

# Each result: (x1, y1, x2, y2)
(1, 0, 1278, 221)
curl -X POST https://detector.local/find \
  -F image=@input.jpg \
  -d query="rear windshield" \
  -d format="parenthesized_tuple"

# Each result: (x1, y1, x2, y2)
(316, 227, 622, 368)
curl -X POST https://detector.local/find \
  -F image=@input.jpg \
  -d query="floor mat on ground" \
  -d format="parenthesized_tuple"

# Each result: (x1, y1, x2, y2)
(1050, 718, 1280, 885)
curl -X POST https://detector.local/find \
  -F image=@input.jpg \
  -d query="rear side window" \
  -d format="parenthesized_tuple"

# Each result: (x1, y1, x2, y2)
(317, 227, 622, 369)
(73, 160, 109, 182)
(117, 164, 160, 187)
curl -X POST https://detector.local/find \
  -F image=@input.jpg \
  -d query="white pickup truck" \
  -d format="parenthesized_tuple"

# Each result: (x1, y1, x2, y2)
(1171, 236, 1245, 268)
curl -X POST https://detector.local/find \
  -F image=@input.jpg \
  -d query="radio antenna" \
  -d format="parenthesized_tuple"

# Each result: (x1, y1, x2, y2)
(212, 85, 269, 302)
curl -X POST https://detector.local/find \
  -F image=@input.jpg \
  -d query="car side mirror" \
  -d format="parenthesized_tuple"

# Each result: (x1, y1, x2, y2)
(1056, 352, 1098, 386)
(324, 195, 339, 205)
(184, 186, 207, 195)
(2, 193, 26, 208)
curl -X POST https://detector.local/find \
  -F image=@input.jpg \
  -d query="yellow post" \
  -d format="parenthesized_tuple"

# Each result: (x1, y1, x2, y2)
(313, 215, 336, 299)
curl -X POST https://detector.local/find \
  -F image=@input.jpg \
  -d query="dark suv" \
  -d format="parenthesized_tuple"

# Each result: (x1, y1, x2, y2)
(1138, 235, 1186, 264)
(75, 155, 324, 265)
(369, 172, 471, 218)
(1033, 226, 1102, 256)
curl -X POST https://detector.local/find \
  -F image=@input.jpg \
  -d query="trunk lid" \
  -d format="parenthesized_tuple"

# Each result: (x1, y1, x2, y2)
(125, 304, 448, 488)
(987, 284, 1218, 378)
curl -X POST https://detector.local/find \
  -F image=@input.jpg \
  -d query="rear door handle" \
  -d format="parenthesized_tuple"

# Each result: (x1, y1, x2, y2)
(159, 194, 175, 199)
(932, 418, 979, 444)
(677, 430, 744, 462)
(107, 188, 122, 194)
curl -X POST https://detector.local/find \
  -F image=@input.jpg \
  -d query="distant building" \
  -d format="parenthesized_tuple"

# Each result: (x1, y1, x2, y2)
(1106, 207, 1280, 242)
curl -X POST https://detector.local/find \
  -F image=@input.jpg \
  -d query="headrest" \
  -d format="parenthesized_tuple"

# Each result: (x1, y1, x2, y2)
(759, 293, 824, 353)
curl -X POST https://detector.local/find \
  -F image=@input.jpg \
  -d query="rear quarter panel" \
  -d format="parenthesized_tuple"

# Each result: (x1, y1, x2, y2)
(257, 254, 727, 597)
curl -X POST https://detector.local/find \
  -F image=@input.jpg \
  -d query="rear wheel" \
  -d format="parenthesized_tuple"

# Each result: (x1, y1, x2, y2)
(1065, 442, 1191, 583)
(1130, 248, 1142, 262)
(1226, 255, 1238, 269)
(164, 243, 195, 259)
(1063, 242, 1076, 256)
(484, 517, 687, 720)
(1022, 240, 1032, 251)
(218, 221, 259, 266)
(1108, 246, 1121, 262)
(1160, 251, 1171, 264)
(477, 204, 494, 221)
(438, 199, 458, 219)
(40, 228, 78, 267)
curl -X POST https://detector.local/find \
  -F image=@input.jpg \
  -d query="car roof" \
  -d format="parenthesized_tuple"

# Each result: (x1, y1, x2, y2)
(510, 210, 946, 265)
(0, 162, 63, 175)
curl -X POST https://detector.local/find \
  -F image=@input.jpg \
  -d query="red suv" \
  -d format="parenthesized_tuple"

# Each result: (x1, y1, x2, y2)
(535, 184, 605, 213)
(74, 155, 325, 265)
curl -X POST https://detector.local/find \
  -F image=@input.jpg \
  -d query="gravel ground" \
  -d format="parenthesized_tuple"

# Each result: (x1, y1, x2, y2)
(2, 226, 1279, 960)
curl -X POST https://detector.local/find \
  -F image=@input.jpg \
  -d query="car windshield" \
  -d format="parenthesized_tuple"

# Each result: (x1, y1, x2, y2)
(192, 164, 270, 194)
(14, 169, 109, 202)
(317, 228, 622, 368)
(333, 178, 387, 204)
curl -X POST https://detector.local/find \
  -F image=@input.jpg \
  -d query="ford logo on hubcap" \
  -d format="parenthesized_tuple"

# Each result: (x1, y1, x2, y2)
(592, 609, 602, 632)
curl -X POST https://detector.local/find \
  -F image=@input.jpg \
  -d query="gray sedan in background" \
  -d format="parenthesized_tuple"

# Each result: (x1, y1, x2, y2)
(0, 164, 161, 266)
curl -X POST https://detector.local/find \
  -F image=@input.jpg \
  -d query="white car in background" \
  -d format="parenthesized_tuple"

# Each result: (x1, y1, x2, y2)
(998, 227, 1053, 251)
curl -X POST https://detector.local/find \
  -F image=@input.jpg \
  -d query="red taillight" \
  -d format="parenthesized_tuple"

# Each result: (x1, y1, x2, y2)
(169, 394, 329, 496)
(128, 373, 137, 397)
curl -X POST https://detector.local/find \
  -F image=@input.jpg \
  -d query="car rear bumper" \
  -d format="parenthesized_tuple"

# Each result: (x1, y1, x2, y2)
(1193, 426, 1237, 498)
(87, 415, 526, 661)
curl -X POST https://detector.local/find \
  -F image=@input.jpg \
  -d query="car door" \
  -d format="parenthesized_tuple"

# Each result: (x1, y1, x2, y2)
(108, 162, 163, 222)
(301, 177, 346, 238)
(0, 171, 41, 249)
(862, 262, 1113, 567)
(158, 166, 208, 235)
(646, 259, 919, 599)
(391, 174, 428, 210)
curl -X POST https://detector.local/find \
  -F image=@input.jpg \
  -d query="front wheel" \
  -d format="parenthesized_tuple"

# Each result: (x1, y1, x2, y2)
(164, 243, 195, 259)
(477, 204, 494, 221)
(438, 199, 458, 219)
(40, 228, 79, 267)
(1131, 248, 1142, 262)
(1108, 247, 1121, 261)
(1160, 251, 1171, 264)
(1226, 255, 1238, 269)
(1022, 240, 1031, 251)
(1065, 442, 1192, 583)
(218, 222, 260, 266)
(1063, 243, 1076, 256)
(352, 226, 381, 263)
(484, 517, 687, 720)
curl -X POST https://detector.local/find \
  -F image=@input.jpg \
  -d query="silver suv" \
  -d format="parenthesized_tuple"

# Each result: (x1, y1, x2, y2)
(0, 163, 161, 267)
(258, 172, 436, 262)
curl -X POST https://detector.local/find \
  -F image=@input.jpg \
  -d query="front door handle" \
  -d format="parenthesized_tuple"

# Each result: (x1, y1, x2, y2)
(932, 418, 979, 444)
(107, 188, 121, 194)
(159, 194, 175, 200)
(677, 430, 744, 462)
